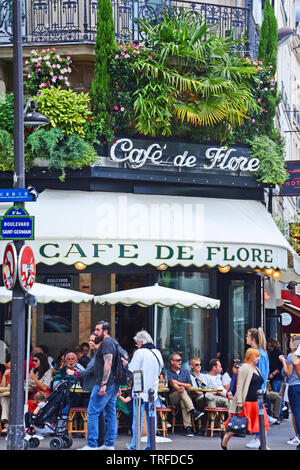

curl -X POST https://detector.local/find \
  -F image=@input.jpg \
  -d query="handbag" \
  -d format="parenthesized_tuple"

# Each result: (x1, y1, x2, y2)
(226, 412, 248, 435)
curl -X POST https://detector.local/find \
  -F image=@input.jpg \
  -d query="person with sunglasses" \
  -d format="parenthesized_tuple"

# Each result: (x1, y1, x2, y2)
(166, 353, 203, 437)
(190, 357, 216, 411)
(28, 352, 53, 412)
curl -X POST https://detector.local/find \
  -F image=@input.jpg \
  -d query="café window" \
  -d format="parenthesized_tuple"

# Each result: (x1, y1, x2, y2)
(43, 302, 72, 333)
(156, 271, 210, 369)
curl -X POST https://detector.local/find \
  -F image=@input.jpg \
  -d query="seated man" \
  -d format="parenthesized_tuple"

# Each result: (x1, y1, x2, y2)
(200, 358, 229, 409)
(167, 353, 203, 437)
(190, 357, 216, 410)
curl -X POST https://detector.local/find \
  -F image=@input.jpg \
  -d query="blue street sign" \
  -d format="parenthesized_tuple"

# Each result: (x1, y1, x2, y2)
(0, 206, 35, 240)
(0, 187, 38, 202)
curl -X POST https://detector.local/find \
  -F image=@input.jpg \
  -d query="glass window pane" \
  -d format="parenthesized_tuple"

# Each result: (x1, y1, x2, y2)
(157, 271, 210, 370)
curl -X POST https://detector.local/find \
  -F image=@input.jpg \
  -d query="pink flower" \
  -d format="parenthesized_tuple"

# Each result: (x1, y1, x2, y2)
(262, 108, 266, 113)
(52, 64, 56, 68)
(114, 105, 119, 111)
(252, 118, 256, 123)
(120, 107, 125, 112)
(121, 51, 125, 56)
(149, 56, 153, 60)
(36, 61, 41, 66)
(114, 54, 119, 59)
(264, 87, 268, 91)
(66, 56, 71, 60)
(124, 54, 130, 59)
(257, 98, 262, 103)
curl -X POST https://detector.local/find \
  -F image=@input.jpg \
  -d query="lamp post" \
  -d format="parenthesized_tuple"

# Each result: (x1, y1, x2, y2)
(7, 0, 49, 450)
(7, 0, 26, 451)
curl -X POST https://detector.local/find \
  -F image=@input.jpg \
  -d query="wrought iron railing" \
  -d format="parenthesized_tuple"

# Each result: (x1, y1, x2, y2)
(0, 0, 259, 58)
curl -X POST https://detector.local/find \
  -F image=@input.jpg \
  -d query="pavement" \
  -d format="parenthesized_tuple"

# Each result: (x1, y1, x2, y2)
(0, 415, 298, 453)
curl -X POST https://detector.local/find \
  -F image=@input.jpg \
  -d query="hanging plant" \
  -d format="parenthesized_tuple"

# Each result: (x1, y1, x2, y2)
(249, 135, 288, 185)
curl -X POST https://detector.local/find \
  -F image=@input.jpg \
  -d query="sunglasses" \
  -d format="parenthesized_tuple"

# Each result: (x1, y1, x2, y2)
(173, 358, 182, 362)
(195, 363, 202, 366)
(33, 359, 39, 363)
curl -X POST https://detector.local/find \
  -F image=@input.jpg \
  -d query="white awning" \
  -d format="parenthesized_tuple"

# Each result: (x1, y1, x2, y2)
(0, 189, 292, 269)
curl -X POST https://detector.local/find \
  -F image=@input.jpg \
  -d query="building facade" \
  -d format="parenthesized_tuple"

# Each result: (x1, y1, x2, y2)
(0, 0, 298, 369)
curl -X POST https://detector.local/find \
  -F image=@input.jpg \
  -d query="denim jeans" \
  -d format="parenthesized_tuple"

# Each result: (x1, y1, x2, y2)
(87, 383, 119, 448)
(129, 395, 158, 450)
(288, 384, 300, 436)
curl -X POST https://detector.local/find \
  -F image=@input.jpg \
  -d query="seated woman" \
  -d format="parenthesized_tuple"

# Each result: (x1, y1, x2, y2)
(0, 354, 11, 434)
(28, 353, 53, 412)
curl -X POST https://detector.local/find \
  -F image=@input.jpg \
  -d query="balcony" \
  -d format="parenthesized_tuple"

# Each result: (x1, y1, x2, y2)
(0, 0, 259, 58)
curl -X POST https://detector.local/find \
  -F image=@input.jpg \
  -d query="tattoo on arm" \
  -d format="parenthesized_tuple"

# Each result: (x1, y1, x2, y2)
(101, 353, 113, 386)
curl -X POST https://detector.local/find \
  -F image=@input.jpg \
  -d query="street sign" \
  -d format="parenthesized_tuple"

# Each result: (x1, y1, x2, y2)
(0, 206, 35, 241)
(18, 245, 36, 292)
(0, 187, 38, 202)
(2, 242, 17, 290)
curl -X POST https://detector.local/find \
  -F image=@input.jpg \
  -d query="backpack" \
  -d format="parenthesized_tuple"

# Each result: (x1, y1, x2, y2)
(112, 339, 129, 386)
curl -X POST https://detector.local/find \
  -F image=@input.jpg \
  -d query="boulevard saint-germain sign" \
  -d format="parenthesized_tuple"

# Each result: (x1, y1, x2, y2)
(109, 138, 260, 174)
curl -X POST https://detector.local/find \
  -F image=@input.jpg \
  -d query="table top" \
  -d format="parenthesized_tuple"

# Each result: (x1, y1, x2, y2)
(0, 386, 34, 392)
(188, 387, 224, 392)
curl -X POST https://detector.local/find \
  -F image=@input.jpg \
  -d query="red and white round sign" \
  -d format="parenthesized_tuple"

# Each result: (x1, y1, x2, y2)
(3, 243, 17, 290)
(18, 245, 36, 292)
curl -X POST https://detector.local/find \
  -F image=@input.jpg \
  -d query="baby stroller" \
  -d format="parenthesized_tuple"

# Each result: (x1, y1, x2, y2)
(24, 379, 73, 450)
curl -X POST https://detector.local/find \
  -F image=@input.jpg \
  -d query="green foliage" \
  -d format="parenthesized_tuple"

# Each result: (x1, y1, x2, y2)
(233, 58, 281, 141)
(129, 10, 258, 137)
(0, 93, 14, 134)
(134, 82, 175, 136)
(0, 129, 34, 171)
(24, 48, 72, 95)
(0, 129, 14, 170)
(258, 0, 278, 73)
(90, 0, 115, 118)
(249, 135, 288, 185)
(36, 87, 90, 135)
(26, 127, 97, 180)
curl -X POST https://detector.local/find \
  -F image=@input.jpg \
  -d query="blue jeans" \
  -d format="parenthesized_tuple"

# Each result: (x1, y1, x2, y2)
(87, 383, 119, 448)
(130, 395, 158, 450)
(288, 384, 300, 436)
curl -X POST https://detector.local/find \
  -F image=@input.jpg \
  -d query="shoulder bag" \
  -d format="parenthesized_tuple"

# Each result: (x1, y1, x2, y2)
(226, 410, 248, 436)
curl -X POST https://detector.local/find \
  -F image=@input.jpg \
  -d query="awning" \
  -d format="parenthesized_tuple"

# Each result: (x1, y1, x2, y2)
(0, 189, 293, 269)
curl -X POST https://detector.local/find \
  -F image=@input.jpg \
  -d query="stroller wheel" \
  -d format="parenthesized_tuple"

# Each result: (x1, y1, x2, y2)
(50, 437, 64, 450)
(62, 435, 73, 449)
(29, 437, 40, 448)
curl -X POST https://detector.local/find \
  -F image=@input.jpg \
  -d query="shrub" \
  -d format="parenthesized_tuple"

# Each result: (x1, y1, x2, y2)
(249, 135, 288, 185)
(25, 48, 72, 95)
(26, 127, 97, 180)
(35, 87, 90, 136)
(0, 93, 14, 134)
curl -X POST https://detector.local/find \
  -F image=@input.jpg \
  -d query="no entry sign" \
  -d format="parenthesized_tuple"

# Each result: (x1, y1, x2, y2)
(18, 245, 36, 292)
(3, 243, 18, 290)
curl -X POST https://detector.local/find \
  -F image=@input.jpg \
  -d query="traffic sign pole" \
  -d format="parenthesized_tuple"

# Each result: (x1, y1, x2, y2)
(7, 0, 26, 450)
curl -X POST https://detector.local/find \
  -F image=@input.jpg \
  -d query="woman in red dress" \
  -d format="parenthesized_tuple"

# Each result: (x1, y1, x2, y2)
(221, 348, 270, 450)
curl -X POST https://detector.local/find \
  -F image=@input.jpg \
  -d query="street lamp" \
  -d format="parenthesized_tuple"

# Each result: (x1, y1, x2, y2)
(7, 0, 49, 451)
(24, 99, 50, 127)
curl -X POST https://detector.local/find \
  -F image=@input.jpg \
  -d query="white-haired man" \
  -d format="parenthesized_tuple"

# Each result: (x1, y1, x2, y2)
(127, 330, 164, 450)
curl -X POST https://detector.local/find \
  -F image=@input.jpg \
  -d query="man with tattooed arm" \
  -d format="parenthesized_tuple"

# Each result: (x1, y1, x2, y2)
(78, 321, 119, 450)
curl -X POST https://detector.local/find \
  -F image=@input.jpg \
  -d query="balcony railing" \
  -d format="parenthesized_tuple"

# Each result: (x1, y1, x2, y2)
(0, 0, 259, 58)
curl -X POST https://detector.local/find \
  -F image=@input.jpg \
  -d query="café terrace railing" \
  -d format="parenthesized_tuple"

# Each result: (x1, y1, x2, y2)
(0, 0, 259, 58)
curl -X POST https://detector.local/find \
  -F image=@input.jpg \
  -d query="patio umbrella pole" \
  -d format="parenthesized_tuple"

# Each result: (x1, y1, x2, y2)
(154, 303, 158, 346)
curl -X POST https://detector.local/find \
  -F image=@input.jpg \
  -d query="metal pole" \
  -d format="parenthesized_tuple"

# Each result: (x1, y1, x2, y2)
(257, 389, 267, 450)
(7, 0, 26, 450)
(135, 394, 142, 450)
(24, 305, 32, 414)
(148, 388, 156, 450)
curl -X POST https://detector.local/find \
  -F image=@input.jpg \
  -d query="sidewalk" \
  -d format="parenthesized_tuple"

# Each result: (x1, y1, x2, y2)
(0, 416, 298, 451)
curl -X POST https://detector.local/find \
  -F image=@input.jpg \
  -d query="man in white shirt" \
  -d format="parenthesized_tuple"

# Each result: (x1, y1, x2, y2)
(128, 330, 164, 450)
(200, 358, 228, 408)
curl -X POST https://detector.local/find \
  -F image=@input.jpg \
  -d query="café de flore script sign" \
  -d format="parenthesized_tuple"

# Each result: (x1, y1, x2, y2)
(109, 138, 260, 173)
